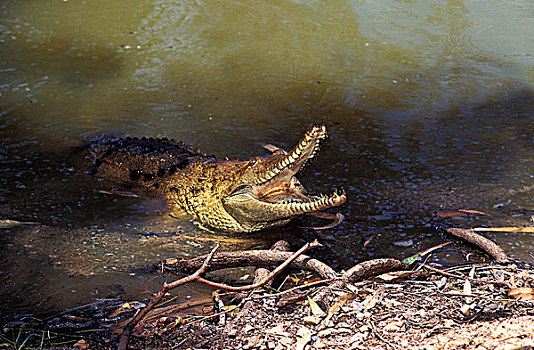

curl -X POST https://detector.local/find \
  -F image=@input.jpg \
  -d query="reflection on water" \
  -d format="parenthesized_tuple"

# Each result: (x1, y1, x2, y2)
(1, 0, 533, 319)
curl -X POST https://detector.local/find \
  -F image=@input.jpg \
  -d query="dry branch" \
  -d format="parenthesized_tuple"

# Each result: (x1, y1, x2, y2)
(228, 241, 291, 331)
(236, 240, 290, 303)
(249, 241, 290, 287)
(118, 241, 322, 350)
(343, 258, 406, 283)
(445, 228, 509, 262)
(118, 243, 221, 350)
(313, 258, 405, 305)
(194, 240, 322, 292)
(161, 249, 337, 279)
(421, 264, 511, 287)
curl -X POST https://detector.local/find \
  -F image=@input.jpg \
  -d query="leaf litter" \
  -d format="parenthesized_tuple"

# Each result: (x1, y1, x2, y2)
(3, 259, 532, 350)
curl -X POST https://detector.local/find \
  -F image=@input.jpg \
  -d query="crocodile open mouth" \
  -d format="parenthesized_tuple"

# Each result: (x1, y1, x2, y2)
(254, 123, 345, 214)
(224, 123, 346, 223)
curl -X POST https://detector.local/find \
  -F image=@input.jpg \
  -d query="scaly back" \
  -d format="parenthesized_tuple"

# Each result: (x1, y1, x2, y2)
(89, 136, 215, 189)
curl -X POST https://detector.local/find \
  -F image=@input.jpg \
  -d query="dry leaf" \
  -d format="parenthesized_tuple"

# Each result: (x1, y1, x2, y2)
(290, 276, 302, 283)
(363, 236, 374, 247)
(436, 209, 488, 218)
(507, 287, 534, 301)
(223, 305, 238, 311)
(460, 303, 471, 316)
(303, 315, 321, 326)
(108, 301, 145, 318)
(111, 327, 124, 335)
(362, 292, 378, 309)
(447, 290, 466, 296)
(468, 266, 476, 279)
(474, 227, 534, 233)
(73, 339, 89, 350)
(156, 317, 172, 326)
(308, 296, 326, 316)
(461, 275, 473, 316)
(96, 189, 139, 198)
(244, 335, 263, 349)
(296, 326, 312, 350)
(297, 326, 311, 338)
(0, 219, 39, 228)
(375, 271, 415, 281)
(265, 325, 291, 337)
(322, 293, 356, 326)
(332, 293, 356, 310)
(436, 211, 468, 218)
(303, 277, 322, 285)
(258, 142, 285, 153)
(383, 320, 403, 332)
(458, 209, 488, 216)
(465, 267, 475, 300)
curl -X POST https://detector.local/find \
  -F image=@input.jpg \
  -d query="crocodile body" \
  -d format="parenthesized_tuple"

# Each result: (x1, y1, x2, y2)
(89, 123, 346, 233)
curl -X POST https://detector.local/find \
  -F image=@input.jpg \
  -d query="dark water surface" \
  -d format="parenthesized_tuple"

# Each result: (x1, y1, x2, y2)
(1, 0, 534, 319)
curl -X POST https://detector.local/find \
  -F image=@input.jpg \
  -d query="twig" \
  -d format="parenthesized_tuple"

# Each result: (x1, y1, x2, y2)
(234, 240, 290, 303)
(421, 264, 511, 287)
(421, 324, 441, 340)
(159, 246, 337, 279)
(252, 278, 335, 300)
(195, 240, 322, 292)
(199, 278, 334, 325)
(117, 243, 220, 350)
(369, 320, 398, 349)
(118, 240, 321, 349)
(192, 299, 246, 323)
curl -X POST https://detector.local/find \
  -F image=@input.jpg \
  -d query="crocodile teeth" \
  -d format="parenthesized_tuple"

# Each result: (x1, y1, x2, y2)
(255, 123, 328, 185)
(268, 188, 346, 215)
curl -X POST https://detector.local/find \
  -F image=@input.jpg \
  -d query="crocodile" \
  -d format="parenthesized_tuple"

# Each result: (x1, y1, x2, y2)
(89, 123, 346, 233)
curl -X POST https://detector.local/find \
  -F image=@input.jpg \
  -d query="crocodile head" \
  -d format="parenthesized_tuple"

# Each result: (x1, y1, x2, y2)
(220, 123, 346, 232)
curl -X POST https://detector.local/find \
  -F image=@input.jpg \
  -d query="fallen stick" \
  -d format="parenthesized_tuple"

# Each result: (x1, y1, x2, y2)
(160, 249, 337, 279)
(445, 228, 509, 262)
(194, 240, 322, 292)
(248, 240, 291, 290)
(226, 241, 290, 332)
(118, 240, 322, 350)
(235, 240, 290, 303)
(343, 258, 406, 283)
(421, 264, 511, 287)
(118, 243, 220, 350)
(313, 258, 404, 304)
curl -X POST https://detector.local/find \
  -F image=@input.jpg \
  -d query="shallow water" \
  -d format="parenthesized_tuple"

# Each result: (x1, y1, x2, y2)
(1, 0, 534, 319)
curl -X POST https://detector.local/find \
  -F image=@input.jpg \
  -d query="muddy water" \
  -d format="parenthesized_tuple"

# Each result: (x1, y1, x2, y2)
(1, 0, 533, 319)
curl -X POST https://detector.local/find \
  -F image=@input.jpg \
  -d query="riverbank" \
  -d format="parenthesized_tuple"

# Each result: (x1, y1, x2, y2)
(126, 260, 534, 350)
(2, 245, 532, 350)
